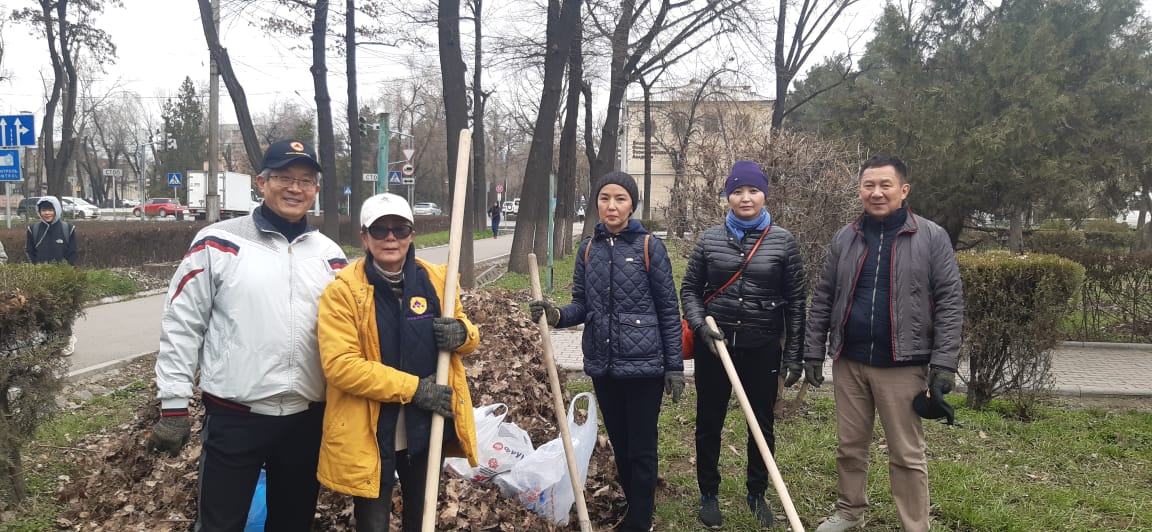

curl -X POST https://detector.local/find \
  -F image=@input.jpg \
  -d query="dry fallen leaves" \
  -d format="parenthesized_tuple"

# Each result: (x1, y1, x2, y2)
(54, 289, 627, 531)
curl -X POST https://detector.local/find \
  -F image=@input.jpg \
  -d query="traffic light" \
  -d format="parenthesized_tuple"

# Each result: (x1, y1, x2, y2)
(165, 131, 177, 150)
(358, 116, 368, 137)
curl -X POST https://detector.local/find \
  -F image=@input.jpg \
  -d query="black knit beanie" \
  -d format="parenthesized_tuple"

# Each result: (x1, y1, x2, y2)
(593, 171, 640, 214)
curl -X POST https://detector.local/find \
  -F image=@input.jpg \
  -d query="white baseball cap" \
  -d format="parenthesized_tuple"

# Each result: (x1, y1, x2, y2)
(360, 193, 414, 227)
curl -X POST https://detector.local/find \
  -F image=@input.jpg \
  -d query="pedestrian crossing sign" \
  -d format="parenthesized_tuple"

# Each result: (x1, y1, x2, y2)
(168, 173, 182, 186)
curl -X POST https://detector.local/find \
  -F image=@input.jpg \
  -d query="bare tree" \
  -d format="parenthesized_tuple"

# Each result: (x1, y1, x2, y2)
(580, 0, 751, 236)
(440, 0, 476, 285)
(769, 0, 862, 130)
(13, 0, 118, 196)
(198, 0, 263, 171)
(506, 0, 583, 274)
(554, 18, 585, 260)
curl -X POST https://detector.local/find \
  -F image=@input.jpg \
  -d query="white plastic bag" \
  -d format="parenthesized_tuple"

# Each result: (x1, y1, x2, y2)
(495, 392, 598, 525)
(444, 403, 534, 483)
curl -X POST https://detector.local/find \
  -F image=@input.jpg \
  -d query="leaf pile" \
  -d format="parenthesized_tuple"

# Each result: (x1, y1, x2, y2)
(55, 289, 627, 530)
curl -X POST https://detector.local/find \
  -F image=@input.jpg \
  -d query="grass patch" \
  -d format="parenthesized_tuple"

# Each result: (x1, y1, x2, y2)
(411, 229, 503, 249)
(82, 269, 141, 301)
(632, 386, 1152, 531)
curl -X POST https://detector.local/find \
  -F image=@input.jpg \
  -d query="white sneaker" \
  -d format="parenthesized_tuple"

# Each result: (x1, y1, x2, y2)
(815, 514, 864, 532)
(62, 334, 77, 356)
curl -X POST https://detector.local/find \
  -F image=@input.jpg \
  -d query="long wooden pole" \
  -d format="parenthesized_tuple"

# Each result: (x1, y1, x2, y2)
(421, 129, 472, 532)
(528, 253, 593, 532)
(704, 316, 804, 531)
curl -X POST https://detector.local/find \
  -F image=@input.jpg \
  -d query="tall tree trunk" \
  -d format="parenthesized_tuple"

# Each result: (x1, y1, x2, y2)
(554, 19, 584, 260)
(589, 0, 636, 183)
(507, 0, 583, 274)
(640, 78, 653, 220)
(440, 0, 475, 286)
(471, 0, 488, 235)
(311, 0, 340, 240)
(346, 0, 363, 240)
(1008, 208, 1025, 254)
(41, 0, 80, 195)
(771, 0, 788, 130)
(197, 0, 262, 170)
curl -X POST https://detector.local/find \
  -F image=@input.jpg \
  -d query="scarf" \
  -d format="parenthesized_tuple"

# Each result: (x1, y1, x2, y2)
(725, 208, 771, 241)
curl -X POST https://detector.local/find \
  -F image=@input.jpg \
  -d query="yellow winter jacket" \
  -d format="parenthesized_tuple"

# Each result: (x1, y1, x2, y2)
(316, 256, 480, 498)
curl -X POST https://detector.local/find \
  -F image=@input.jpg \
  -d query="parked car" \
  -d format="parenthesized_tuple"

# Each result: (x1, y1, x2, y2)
(121, 198, 141, 208)
(413, 202, 442, 216)
(17, 196, 46, 220)
(61, 196, 100, 219)
(133, 197, 185, 218)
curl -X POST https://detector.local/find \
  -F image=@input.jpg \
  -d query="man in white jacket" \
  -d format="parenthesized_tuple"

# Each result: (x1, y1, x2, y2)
(147, 139, 347, 531)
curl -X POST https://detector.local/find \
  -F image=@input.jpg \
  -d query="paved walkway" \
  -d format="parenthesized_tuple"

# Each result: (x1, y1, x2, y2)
(549, 330, 1152, 397)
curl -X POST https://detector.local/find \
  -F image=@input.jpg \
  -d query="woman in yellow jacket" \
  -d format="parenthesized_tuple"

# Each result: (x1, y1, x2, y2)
(317, 193, 480, 532)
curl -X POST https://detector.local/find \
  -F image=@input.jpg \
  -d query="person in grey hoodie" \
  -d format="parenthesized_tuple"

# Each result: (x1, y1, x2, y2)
(25, 196, 77, 265)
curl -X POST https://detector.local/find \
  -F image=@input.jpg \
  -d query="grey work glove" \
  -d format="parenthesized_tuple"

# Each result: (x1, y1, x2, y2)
(664, 371, 685, 403)
(929, 366, 956, 395)
(146, 415, 191, 456)
(782, 361, 804, 387)
(412, 375, 455, 418)
(433, 317, 468, 351)
(804, 360, 825, 387)
(528, 299, 560, 327)
(695, 323, 724, 357)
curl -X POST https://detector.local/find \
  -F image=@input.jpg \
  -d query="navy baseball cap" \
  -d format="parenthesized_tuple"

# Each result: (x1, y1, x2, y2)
(261, 139, 321, 172)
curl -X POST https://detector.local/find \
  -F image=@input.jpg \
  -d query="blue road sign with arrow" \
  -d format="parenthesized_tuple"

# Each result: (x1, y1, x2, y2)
(168, 173, 182, 187)
(0, 115, 36, 147)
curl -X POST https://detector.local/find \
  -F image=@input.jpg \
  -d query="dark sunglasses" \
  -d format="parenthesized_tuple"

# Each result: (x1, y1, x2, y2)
(364, 225, 414, 240)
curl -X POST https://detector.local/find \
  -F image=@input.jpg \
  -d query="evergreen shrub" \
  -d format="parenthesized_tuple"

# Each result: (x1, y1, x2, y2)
(959, 252, 1083, 410)
(0, 263, 87, 506)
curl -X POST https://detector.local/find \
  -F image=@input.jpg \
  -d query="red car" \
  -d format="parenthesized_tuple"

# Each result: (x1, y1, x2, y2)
(133, 197, 185, 218)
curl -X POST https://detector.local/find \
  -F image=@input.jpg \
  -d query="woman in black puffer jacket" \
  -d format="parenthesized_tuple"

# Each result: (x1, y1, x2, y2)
(680, 160, 807, 529)
(529, 171, 683, 532)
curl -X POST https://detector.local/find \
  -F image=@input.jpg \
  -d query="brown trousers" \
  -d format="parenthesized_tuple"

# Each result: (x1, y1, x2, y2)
(832, 358, 930, 531)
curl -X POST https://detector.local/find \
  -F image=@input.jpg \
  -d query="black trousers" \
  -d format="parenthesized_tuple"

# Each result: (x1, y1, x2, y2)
(353, 449, 435, 532)
(694, 342, 782, 496)
(194, 403, 325, 532)
(593, 376, 664, 532)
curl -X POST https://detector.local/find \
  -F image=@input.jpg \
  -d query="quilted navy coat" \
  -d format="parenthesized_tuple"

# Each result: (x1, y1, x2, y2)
(557, 219, 683, 378)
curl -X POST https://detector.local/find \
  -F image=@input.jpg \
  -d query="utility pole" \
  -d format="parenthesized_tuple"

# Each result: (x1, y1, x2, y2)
(206, 0, 221, 222)
(376, 113, 389, 194)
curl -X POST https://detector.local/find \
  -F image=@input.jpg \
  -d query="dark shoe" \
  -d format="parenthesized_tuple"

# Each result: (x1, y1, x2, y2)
(699, 494, 723, 529)
(747, 494, 773, 529)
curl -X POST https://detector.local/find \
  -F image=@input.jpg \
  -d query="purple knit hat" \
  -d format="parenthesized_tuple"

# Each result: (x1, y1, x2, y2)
(724, 161, 769, 197)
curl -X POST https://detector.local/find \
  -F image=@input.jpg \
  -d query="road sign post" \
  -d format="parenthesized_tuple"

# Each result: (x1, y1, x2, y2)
(363, 173, 378, 182)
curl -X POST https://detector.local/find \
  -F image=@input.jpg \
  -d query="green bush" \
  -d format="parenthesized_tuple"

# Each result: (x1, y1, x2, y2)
(1026, 229, 1086, 255)
(1084, 230, 1134, 251)
(958, 252, 1084, 410)
(0, 263, 87, 507)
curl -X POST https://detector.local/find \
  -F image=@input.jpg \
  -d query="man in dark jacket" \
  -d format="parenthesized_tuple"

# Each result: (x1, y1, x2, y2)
(25, 197, 77, 265)
(804, 155, 963, 532)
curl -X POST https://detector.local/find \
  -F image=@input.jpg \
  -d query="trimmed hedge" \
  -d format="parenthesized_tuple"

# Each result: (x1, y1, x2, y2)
(1064, 250, 1152, 342)
(959, 252, 1084, 409)
(0, 263, 87, 506)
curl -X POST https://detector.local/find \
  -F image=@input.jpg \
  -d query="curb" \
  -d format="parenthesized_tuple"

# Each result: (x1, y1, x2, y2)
(1060, 341, 1152, 351)
(84, 287, 167, 308)
(66, 350, 156, 382)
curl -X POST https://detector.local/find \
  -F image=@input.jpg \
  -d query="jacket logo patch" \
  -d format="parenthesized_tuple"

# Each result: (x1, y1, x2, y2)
(409, 296, 428, 315)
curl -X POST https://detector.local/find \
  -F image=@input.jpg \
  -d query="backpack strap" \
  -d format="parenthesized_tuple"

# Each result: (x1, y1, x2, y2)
(583, 237, 592, 264)
(643, 234, 650, 270)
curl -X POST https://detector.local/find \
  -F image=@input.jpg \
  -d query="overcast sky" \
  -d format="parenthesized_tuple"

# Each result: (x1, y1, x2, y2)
(0, 0, 883, 127)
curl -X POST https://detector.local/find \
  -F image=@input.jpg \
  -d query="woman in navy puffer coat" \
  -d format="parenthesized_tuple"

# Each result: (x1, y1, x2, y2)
(530, 171, 682, 532)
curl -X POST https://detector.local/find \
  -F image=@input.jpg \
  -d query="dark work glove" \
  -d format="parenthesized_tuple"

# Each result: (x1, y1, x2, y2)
(412, 375, 454, 418)
(782, 361, 803, 387)
(929, 367, 956, 395)
(695, 323, 724, 357)
(528, 299, 560, 327)
(433, 317, 468, 351)
(146, 415, 191, 456)
(664, 371, 685, 403)
(804, 360, 825, 387)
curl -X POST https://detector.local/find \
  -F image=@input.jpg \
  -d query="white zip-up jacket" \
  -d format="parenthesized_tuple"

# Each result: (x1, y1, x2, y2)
(156, 211, 347, 416)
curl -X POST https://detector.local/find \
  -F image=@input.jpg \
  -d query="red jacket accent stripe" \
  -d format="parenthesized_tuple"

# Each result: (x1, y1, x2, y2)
(171, 268, 205, 302)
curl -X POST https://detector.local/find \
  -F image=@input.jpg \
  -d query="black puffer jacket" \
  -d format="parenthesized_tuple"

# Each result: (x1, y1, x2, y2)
(681, 224, 806, 362)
